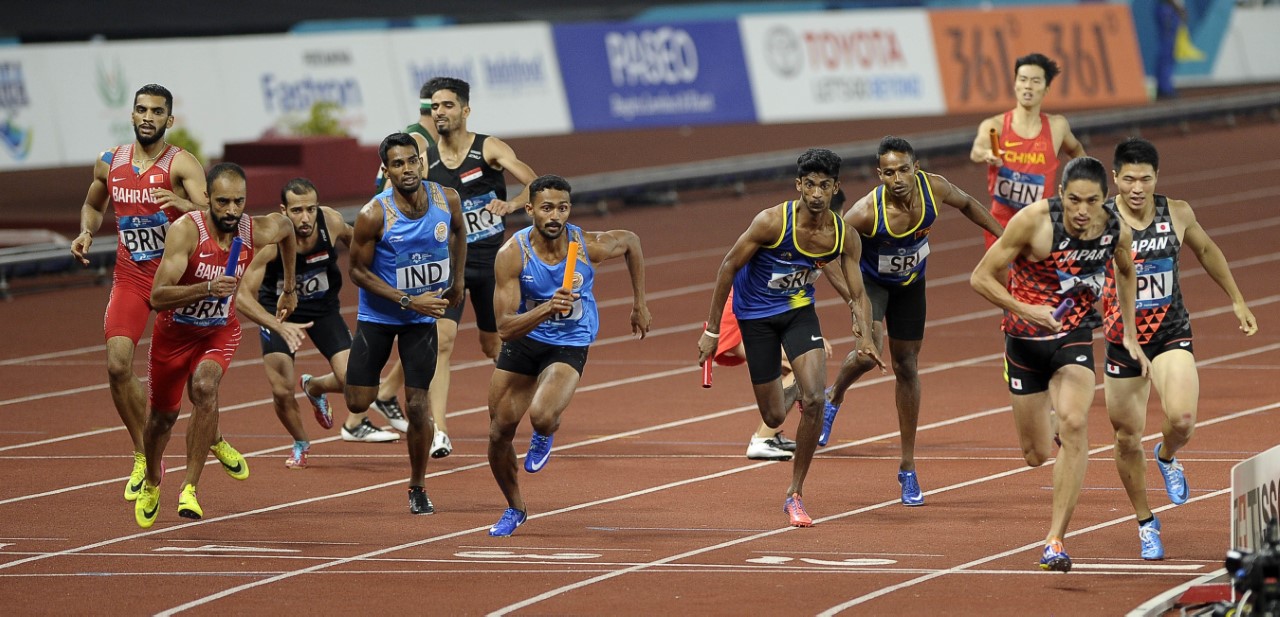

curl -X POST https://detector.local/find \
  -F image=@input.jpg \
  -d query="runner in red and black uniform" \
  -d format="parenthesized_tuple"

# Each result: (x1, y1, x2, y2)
(70, 84, 208, 504)
(970, 53, 1086, 249)
(132, 163, 298, 529)
(1100, 137, 1259, 560)
(971, 156, 1149, 573)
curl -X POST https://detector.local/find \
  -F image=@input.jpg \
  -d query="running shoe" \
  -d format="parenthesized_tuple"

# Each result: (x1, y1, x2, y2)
(134, 482, 160, 529)
(408, 486, 434, 515)
(818, 389, 839, 447)
(784, 493, 813, 527)
(341, 418, 400, 443)
(431, 431, 453, 459)
(746, 437, 793, 461)
(524, 431, 555, 473)
(177, 483, 203, 520)
(1139, 516, 1164, 560)
(210, 439, 249, 481)
(488, 508, 527, 537)
(371, 397, 410, 432)
(770, 432, 797, 452)
(125, 451, 146, 502)
(898, 470, 925, 507)
(1039, 539, 1072, 572)
(1154, 443, 1189, 505)
(300, 374, 332, 430)
(285, 443, 309, 469)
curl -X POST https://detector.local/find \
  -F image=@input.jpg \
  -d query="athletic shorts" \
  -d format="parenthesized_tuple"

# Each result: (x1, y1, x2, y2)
(347, 320, 437, 390)
(1004, 328, 1095, 394)
(713, 290, 746, 367)
(739, 304, 824, 385)
(1104, 324, 1194, 379)
(104, 265, 156, 343)
(259, 310, 352, 359)
(864, 274, 927, 341)
(496, 336, 589, 377)
(441, 264, 498, 332)
(984, 202, 1017, 250)
(148, 318, 242, 413)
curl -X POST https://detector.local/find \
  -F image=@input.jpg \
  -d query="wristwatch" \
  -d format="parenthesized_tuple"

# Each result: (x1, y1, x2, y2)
(399, 294, 411, 309)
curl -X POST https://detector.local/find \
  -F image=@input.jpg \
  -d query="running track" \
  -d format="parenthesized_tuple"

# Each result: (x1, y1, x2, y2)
(1, 122, 1277, 615)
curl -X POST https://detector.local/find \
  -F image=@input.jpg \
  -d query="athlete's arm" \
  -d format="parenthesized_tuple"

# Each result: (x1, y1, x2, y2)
(1174, 199, 1258, 335)
(1112, 223, 1152, 375)
(323, 206, 354, 249)
(930, 173, 1004, 238)
(482, 137, 537, 216)
(254, 212, 298, 320)
(697, 207, 781, 366)
(235, 242, 310, 352)
(152, 150, 209, 214)
(71, 154, 113, 266)
(491, 238, 569, 341)
(150, 216, 231, 310)
(349, 200, 398, 303)
(970, 201, 1057, 329)
(443, 186, 467, 308)
(1053, 115, 1086, 160)
(839, 225, 884, 370)
(970, 115, 1003, 166)
(585, 229, 651, 339)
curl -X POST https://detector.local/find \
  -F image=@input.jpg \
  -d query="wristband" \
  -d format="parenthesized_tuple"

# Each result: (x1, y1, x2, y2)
(282, 288, 297, 295)
(703, 329, 719, 339)
(206, 281, 212, 294)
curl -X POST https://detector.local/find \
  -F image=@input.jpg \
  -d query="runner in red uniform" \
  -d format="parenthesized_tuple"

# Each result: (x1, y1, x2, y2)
(970, 54, 1086, 249)
(70, 84, 208, 503)
(132, 163, 298, 529)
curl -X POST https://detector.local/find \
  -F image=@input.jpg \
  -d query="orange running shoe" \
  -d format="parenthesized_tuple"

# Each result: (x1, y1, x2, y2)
(784, 493, 813, 527)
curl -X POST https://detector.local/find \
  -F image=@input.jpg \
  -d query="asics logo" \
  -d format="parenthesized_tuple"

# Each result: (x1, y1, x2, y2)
(1075, 355, 1087, 362)
(1179, 341, 1190, 347)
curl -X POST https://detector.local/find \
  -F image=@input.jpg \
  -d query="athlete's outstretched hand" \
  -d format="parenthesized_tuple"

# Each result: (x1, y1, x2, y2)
(275, 320, 312, 353)
(856, 338, 886, 373)
(1121, 334, 1152, 378)
(484, 198, 523, 217)
(71, 232, 94, 266)
(630, 303, 652, 339)
(1234, 302, 1259, 336)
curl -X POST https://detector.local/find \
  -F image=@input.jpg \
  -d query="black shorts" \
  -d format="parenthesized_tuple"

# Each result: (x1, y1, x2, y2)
(258, 310, 352, 359)
(442, 264, 498, 332)
(1104, 324, 1194, 379)
(864, 274, 927, 341)
(495, 336, 589, 377)
(346, 320, 438, 390)
(739, 304, 825, 385)
(1004, 328, 1095, 394)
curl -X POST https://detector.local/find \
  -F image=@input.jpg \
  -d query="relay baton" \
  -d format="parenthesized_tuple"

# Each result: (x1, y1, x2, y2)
(559, 241, 580, 316)
(1051, 297, 1075, 322)
(217, 236, 242, 304)
(988, 128, 1001, 158)
(701, 322, 714, 388)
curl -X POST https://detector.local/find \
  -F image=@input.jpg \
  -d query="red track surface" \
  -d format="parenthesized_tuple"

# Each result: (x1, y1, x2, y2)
(1, 121, 1278, 615)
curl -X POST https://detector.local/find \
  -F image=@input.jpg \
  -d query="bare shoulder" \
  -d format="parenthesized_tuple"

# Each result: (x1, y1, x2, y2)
(1166, 197, 1197, 222)
(1048, 113, 1073, 132)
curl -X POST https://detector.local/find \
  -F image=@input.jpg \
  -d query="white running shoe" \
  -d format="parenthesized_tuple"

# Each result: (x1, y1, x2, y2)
(370, 397, 409, 432)
(746, 436, 793, 461)
(431, 431, 453, 459)
(341, 418, 400, 443)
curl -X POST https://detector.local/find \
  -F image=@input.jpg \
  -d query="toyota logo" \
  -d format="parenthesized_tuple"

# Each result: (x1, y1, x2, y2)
(764, 26, 803, 78)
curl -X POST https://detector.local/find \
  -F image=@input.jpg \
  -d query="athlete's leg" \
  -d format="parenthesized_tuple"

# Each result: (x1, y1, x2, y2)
(312, 349, 349, 395)
(783, 346, 827, 497)
(264, 352, 308, 442)
(488, 369, 537, 511)
(1045, 364, 1096, 544)
(1106, 374, 1154, 520)
(181, 360, 226, 489)
(828, 321, 885, 408)
(887, 337, 923, 472)
(428, 318, 458, 435)
(105, 336, 147, 451)
(1151, 350, 1198, 457)
(479, 331, 501, 360)
(398, 326, 438, 488)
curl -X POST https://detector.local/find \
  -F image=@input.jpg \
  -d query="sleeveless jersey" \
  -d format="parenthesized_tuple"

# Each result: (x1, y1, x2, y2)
(427, 134, 507, 268)
(1102, 195, 1188, 344)
(405, 122, 437, 150)
(258, 210, 341, 321)
(514, 224, 599, 347)
(158, 211, 254, 330)
(105, 143, 184, 278)
(859, 170, 939, 286)
(988, 112, 1058, 211)
(356, 183, 453, 325)
(733, 201, 845, 320)
(1004, 197, 1120, 339)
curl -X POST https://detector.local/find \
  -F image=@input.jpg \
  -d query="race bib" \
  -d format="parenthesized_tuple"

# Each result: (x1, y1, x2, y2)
(1056, 266, 1105, 298)
(1134, 258, 1175, 310)
(993, 167, 1047, 210)
(278, 269, 330, 302)
(395, 253, 449, 296)
(118, 212, 170, 261)
(877, 242, 930, 276)
(461, 190, 503, 243)
(767, 265, 821, 296)
(173, 296, 231, 327)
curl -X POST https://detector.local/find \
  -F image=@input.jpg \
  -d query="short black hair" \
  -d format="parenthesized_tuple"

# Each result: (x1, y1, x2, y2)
(280, 177, 318, 205)
(424, 76, 470, 106)
(1060, 156, 1108, 195)
(876, 135, 915, 165)
(529, 174, 572, 201)
(797, 148, 841, 179)
(1014, 53, 1061, 87)
(1113, 137, 1160, 172)
(134, 83, 174, 114)
(379, 132, 419, 166)
(207, 162, 246, 188)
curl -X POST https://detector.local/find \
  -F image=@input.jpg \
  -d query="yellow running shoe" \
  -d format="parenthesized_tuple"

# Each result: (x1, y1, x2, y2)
(135, 483, 160, 528)
(209, 439, 249, 481)
(124, 451, 146, 502)
(177, 483, 203, 519)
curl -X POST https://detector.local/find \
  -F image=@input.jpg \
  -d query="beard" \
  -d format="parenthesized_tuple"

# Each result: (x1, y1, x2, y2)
(536, 223, 565, 240)
(134, 123, 168, 147)
(213, 214, 241, 233)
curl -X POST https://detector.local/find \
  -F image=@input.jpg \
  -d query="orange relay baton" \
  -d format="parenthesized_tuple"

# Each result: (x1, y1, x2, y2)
(701, 322, 713, 388)
(560, 241, 580, 315)
(989, 128, 1001, 158)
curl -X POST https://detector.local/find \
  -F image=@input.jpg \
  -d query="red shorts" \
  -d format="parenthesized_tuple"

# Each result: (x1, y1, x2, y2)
(148, 315, 242, 413)
(713, 291, 745, 367)
(983, 202, 1017, 250)
(104, 261, 158, 343)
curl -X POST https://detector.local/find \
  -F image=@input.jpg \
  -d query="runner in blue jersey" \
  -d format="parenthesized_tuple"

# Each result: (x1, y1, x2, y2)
(820, 136, 1004, 506)
(343, 133, 465, 516)
(485, 174, 651, 537)
(697, 148, 884, 528)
